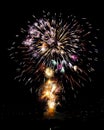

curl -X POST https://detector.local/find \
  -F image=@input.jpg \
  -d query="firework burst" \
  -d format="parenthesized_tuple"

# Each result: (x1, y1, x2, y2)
(9, 11, 98, 117)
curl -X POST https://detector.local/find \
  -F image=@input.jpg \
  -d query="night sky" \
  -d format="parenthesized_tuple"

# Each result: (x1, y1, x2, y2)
(1, 0, 104, 129)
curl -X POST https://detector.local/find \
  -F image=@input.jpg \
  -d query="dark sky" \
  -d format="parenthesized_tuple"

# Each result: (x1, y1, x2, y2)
(0, 0, 104, 128)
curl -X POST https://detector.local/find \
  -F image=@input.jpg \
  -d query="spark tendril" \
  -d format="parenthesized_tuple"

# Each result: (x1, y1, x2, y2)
(9, 11, 98, 117)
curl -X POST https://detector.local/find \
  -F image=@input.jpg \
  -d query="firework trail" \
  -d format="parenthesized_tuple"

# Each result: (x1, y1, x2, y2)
(9, 11, 98, 117)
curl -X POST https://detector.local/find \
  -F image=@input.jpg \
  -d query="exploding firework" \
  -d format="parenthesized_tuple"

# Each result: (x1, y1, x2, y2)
(9, 11, 98, 117)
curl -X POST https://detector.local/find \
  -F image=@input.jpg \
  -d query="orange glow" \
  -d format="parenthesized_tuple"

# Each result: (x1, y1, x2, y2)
(41, 42, 48, 52)
(41, 79, 60, 117)
(44, 67, 54, 78)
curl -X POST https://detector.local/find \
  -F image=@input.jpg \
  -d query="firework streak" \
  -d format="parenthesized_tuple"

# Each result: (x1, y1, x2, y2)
(9, 11, 98, 117)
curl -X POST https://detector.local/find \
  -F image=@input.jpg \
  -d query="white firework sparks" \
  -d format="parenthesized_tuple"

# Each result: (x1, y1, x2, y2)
(9, 11, 98, 116)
